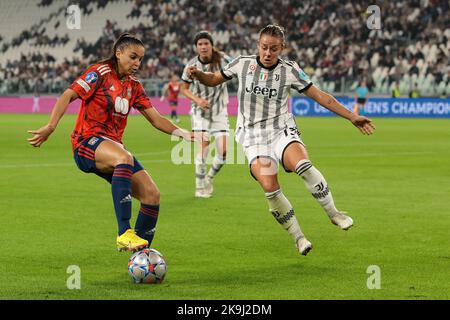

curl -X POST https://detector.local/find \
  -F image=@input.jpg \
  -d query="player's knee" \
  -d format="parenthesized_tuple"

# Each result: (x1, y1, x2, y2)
(141, 184, 160, 204)
(257, 177, 280, 193)
(115, 151, 134, 166)
(261, 181, 280, 193)
(202, 140, 210, 149)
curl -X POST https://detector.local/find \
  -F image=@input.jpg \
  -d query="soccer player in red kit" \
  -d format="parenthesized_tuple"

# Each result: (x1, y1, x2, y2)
(28, 33, 199, 252)
(161, 73, 181, 123)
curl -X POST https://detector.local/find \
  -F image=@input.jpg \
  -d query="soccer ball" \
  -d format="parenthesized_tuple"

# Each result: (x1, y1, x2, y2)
(128, 248, 167, 284)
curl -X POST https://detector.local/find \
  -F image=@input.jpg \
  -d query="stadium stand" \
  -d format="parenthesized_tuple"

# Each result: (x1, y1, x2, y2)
(0, 0, 449, 97)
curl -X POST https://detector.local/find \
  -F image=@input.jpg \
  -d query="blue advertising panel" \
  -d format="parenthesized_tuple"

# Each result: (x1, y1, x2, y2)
(291, 97, 450, 118)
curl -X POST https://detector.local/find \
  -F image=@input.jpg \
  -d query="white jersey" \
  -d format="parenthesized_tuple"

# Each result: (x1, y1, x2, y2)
(182, 54, 233, 121)
(221, 55, 312, 146)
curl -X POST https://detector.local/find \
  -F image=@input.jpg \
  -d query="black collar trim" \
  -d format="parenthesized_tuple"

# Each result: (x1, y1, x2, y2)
(256, 56, 279, 70)
(197, 56, 211, 65)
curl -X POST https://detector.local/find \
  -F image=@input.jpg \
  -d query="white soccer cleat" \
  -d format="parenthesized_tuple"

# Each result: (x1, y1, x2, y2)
(331, 211, 354, 230)
(296, 236, 313, 256)
(195, 188, 212, 198)
(204, 176, 214, 196)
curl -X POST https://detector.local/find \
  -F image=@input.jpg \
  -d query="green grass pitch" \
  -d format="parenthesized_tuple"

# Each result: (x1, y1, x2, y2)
(0, 114, 449, 300)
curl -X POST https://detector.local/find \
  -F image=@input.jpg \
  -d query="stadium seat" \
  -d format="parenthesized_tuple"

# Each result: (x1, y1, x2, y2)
(0, 0, 448, 97)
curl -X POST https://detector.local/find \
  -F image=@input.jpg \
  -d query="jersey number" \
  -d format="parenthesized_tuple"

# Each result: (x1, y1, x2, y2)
(114, 97, 129, 114)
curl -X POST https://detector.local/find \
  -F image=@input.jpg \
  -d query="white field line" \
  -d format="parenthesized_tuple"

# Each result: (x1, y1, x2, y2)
(0, 150, 435, 169)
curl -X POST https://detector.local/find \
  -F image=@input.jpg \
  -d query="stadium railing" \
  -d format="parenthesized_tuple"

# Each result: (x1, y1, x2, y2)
(0, 77, 447, 99)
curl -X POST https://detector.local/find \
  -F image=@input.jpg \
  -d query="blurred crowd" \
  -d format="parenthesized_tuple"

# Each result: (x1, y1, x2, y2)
(1, 0, 449, 96)
(1, 53, 89, 94)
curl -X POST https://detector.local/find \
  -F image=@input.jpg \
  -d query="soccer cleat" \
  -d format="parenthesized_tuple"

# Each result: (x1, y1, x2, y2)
(203, 176, 214, 196)
(331, 211, 354, 230)
(296, 236, 313, 256)
(195, 188, 212, 198)
(117, 229, 149, 252)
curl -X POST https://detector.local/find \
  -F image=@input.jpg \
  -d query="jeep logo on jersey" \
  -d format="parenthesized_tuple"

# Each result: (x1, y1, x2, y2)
(245, 82, 278, 99)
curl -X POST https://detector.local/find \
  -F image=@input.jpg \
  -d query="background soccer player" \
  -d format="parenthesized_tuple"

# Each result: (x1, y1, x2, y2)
(188, 25, 376, 256)
(27, 33, 199, 252)
(181, 31, 233, 198)
(161, 73, 181, 123)
(354, 80, 369, 115)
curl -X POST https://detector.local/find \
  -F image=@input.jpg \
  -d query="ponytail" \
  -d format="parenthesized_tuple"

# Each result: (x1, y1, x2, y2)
(98, 32, 144, 71)
(210, 47, 222, 72)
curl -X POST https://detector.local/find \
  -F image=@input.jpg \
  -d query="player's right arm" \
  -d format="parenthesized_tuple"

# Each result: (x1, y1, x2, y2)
(180, 62, 214, 110)
(27, 88, 79, 147)
(180, 82, 209, 109)
(187, 67, 227, 87)
(188, 54, 238, 87)
(28, 64, 105, 147)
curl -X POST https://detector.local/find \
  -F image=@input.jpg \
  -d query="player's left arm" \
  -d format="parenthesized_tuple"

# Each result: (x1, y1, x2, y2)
(140, 107, 205, 142)
(133, 82, 205, 142)
(304, 85, 376, 135)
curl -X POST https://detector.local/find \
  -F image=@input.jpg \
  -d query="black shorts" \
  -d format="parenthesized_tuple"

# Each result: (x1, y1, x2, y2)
(73, 136, 145, 183)
(357, 97, 366, 104)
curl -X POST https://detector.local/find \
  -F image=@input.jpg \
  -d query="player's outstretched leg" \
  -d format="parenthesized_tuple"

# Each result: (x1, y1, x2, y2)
(295, 159, 353, 230)
(265, 189, 313, 256)
(135, 203, 159, 247)
(94, 141, 149, 252)
(204, 135, 227, 197)
(174, 108, 180, 123)
(111, 163, 148, 251)
(204, 155, 226, 196)
(116, 229, 148, 252)
(130, 169, 161, 248)
(195, 153, 210, 198)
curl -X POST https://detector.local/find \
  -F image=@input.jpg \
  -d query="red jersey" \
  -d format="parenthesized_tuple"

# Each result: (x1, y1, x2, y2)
(69, 63, 152, 151)
(167, 81, 180, 102)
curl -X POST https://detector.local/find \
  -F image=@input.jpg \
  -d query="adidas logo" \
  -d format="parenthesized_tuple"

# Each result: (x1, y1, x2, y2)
(109, 85, 115, 91)
(120, 194, 132, 203)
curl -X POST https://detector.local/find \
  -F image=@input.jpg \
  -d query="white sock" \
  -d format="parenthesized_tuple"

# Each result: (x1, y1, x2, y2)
(265, 189, 305, 241)
(207, 155, 226, 179)
(195, 154, 206, 189)
(295, 159, 339, 219)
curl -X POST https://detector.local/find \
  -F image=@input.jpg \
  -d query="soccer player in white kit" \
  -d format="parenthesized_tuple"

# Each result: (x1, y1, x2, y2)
(187, 25, 376, 256)
(181, 31, 233, 198)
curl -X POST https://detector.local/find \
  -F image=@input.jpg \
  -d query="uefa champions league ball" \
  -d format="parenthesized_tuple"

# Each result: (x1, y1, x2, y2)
(128, 248, 167, 284)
